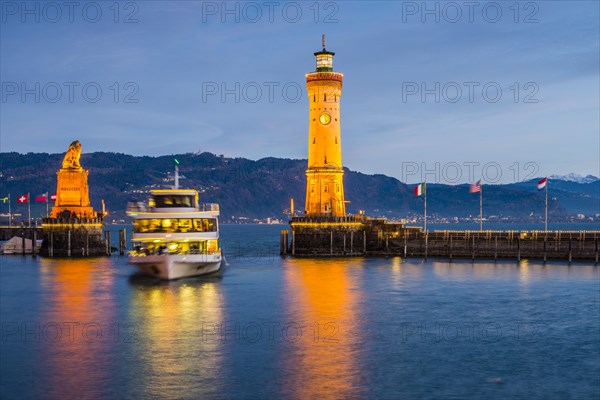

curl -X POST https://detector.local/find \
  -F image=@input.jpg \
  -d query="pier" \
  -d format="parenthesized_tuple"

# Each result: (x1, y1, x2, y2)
(40, 217, 107, 257)
(283, 217, 600, 262)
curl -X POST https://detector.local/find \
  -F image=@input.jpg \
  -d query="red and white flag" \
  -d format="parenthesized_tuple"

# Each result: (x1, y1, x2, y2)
(469, 180, 481, 193)
(50, 193, 57, 201)
(414, 183, 426, 196)
(35, 193, 47, 202)
(537, 177, 547, 190)
(17, 194, 29, 203)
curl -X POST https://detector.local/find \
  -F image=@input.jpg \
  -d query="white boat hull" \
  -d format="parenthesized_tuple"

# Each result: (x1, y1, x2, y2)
(129, 254, 222, 280)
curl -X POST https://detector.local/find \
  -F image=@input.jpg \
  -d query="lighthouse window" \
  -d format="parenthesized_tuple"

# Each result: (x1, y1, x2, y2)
(335, 96, 337, 102)
(310, 184, 315, 194)
(313, 94, 316, 102)
(336, 184, 340, 193)
(313, 137, 316, 144)
(335, 137, 338, 144)
(324, 94, 327, 101)
(324, 185, 329, 193)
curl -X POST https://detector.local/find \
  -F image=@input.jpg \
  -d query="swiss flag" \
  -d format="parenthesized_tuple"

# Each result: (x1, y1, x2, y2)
(17, 194, 29, 203)
(50, 193, 57, 201)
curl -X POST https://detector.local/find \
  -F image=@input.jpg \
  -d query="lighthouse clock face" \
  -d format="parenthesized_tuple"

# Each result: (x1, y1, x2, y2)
(319, 113, 331, 125)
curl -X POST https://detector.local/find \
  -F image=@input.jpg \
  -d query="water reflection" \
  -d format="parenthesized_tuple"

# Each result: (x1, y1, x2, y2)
(281, 258, 365, 399)
(127, 277, 225, 398)
(38, 258, 115, 399)
(429, 260, 599, 281)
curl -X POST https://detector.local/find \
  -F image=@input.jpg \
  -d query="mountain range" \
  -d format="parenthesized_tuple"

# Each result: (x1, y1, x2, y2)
(1, 151, 598, 221)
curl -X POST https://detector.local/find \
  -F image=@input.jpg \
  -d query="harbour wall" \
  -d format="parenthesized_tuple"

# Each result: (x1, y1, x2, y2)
(284, 217, 600, 262)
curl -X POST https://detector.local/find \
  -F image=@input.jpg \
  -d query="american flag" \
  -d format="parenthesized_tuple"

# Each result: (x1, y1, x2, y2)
(469, 180, 481, 193)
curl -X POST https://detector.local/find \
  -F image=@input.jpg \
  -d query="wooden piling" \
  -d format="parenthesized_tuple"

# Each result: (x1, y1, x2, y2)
(32, 229, 37, 257)
(49, 231, 53, 257)
(279, 230, 288, 255)
(119, 229, 126, 256)
(104, 230, 111, 256)
(330, 231, 333, 256)
(291, 230, 295, 256)
(67, 230, 71, 257)
(494, 236, 497, 261)
(385, 234, 389, 257)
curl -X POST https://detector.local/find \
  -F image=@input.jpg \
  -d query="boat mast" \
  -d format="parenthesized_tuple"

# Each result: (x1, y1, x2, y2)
(174, 159, 179, 189)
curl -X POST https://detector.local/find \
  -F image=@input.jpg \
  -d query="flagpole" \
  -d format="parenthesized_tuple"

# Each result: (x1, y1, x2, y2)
(27, 193, 31, 227)
(46, 192, 49, 217)
(8, 193, 12, 227)
(479, 184, 483, 232)
(545, 182, 548, 231)
(424, 182, 427, 232)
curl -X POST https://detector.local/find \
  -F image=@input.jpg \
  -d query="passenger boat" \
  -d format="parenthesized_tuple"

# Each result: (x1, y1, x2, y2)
(126, 164, 222, 279)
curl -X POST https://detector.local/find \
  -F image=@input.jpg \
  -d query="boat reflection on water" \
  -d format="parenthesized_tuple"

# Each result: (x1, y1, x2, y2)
(127, 276, 225, 398)
(38, 258, 115, 399)
(281, 258, 366, 399)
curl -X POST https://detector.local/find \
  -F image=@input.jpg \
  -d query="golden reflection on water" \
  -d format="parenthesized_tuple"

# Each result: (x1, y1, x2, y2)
(282, 258, 364, 400)
(128, 278, 224, 398)
(38, 258, 115, 399)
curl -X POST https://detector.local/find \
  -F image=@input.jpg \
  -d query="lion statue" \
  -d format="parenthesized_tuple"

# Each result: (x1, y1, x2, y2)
(62, 140, 82, 169)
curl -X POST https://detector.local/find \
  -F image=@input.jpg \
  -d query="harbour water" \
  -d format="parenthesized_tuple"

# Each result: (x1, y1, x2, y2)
(1, 225, 599, 399)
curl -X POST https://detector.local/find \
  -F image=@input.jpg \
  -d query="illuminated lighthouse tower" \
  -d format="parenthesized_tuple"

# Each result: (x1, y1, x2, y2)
(305, 35, 346, 217)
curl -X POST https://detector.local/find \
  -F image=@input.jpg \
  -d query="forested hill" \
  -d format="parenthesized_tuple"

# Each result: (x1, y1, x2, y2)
(1, 151, 598, 221)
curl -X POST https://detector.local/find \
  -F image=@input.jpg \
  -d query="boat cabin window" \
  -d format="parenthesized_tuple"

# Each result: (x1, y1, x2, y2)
(132, 240, 219, 255)
(134, 218, 217, 233)
(150, 195, 195, 208)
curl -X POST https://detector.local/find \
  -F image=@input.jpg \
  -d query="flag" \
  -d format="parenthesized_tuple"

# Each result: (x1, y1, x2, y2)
(35, 194, 47, 202)
(50, 193, 57, 201)
(0, 197, 8, 203)
(414, 183, 426, 196)
(469, 180, 481, 193)
(17, 194, 29, 203)
(537, 177, 547, 190)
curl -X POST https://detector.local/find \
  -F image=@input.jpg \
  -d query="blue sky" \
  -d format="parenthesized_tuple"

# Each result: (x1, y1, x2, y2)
(1, 1, 598, 183)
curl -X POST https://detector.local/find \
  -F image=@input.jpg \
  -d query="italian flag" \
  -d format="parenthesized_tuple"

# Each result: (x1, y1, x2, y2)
(537, 177, 547, 190)
(414, 183, 426, 196)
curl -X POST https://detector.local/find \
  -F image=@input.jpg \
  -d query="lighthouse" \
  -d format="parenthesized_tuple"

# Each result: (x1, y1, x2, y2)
(304, 34, 346, 217)
(285, 36, 405, 257)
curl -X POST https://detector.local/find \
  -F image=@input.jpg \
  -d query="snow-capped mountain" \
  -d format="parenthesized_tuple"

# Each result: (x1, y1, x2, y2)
(548, 173, 599, 184)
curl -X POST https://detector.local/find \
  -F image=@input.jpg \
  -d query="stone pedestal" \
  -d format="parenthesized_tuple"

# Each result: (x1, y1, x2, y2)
(51, 168, 95, 218)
